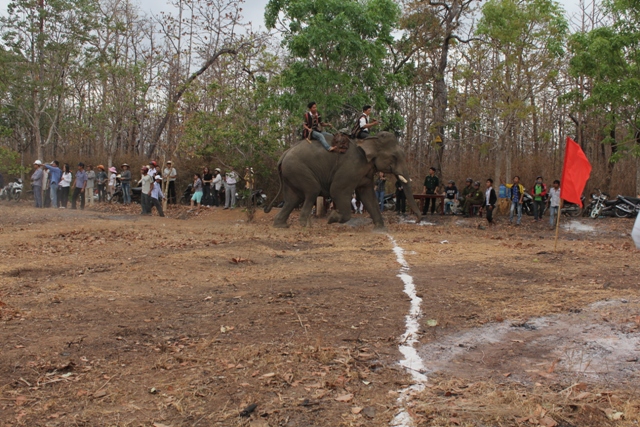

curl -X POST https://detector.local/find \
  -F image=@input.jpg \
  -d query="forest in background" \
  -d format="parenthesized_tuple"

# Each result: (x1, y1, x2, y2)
(0, 0, 639, 196)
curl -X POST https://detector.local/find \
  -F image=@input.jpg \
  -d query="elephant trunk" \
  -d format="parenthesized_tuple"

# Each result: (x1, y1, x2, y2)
(400, 176, 422, 219)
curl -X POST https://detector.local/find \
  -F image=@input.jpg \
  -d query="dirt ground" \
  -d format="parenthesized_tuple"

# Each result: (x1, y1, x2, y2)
(0, 202, 639, 427)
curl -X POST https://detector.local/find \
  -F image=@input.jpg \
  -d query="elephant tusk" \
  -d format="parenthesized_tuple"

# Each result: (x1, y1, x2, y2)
(398, 175, 408, 183)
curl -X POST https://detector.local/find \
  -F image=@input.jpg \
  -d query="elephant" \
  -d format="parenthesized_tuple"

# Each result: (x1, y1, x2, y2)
(264, 131, 422, 228)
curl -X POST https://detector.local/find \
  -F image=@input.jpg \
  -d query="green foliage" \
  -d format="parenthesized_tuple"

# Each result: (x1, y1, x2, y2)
(0, 146, 25, 175)
(264, 0, 405, 131)
(567, 0, 640, 157)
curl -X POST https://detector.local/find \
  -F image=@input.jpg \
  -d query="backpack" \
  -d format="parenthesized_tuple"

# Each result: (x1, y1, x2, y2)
(350, 114, 367, 139)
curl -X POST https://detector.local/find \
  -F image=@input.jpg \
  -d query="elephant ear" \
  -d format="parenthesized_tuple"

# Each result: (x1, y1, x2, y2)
(358, 138, 379, 163)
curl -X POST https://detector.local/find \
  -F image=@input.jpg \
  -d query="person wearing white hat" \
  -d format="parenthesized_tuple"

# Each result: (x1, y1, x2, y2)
(150, 175, 165, 217)
(31, 160, 44, 208)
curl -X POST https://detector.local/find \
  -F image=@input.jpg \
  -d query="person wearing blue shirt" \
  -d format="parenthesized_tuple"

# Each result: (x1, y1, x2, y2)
(44, 161, 62, 208)
(71, 162, 87, 210)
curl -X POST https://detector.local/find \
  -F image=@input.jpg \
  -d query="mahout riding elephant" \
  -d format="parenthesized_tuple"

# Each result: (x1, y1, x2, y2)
(264, 132, 422, 228)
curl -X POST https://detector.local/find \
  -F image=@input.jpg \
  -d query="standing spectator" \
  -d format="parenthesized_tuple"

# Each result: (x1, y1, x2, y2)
(462, 181, 485, 217)
(443, 180, 458, 215)
(59, 164, 72, 208)
(108, 167, 117, 198)
(212, 168, 222, 207)
(548, 179, 561, 228)
(395, 178, 406, 215)
(120, 164, 131, 205)
(44, 161, 61, 208)
(202, 166, 213, 207)
(71, 163, 87, 210)
(375, 172, 386, 212)
(422, 167, 439, 215)
(163, 161, 177, 204)
(151, 175, 165, 217)
(96, 165, 107, 202)
(148, 161, 157, 178)
(531, 176, 547, 222)
(139, 166, 153, 215)
(31, 160, 44, 208)
(191, 173, 203, 208)
(502, 176, 525, 225)
(485, 179, 497, 226)
(42, 165, 51, 208)
(85, 165, 96, 207)
(224, 170, 238, 209)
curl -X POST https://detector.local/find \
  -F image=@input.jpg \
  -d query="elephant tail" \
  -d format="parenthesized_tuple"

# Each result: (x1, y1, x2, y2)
(264, 161, 283, 214)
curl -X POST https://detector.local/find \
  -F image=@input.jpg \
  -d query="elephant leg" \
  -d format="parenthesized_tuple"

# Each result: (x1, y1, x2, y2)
(273, 185, 302, 228)
(359, 187, 385, 228)
(329, 192, 353, 224)
(299, 193, 319, 227)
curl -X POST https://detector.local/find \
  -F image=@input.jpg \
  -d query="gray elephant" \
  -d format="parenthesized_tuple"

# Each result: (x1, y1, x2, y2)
(264, 132, 422, 228)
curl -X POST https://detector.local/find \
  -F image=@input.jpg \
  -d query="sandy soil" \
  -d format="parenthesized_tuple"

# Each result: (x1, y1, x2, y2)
(0, 202, 639, 427)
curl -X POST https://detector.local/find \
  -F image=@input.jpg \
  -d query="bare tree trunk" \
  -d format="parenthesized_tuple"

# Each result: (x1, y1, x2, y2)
(146, 45, 246, 158)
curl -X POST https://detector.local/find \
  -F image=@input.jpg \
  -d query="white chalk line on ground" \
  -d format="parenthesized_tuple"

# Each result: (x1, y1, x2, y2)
(387, 235, 428, 427)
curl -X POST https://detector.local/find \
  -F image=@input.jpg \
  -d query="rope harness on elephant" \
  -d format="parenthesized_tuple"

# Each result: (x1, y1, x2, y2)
(331, 133, 351, 153)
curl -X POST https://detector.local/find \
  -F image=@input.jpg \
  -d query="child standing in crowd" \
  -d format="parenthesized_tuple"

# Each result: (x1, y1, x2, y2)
(108, 166, 117, 197)
(485, 179, 497, 226)
(191, 173, 203, 208)
(151, 175, 165, 217)
(548, 180, 561, 228)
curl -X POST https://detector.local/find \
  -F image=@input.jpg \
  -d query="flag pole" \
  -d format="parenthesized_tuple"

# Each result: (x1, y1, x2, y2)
(554, 199, 563, 252)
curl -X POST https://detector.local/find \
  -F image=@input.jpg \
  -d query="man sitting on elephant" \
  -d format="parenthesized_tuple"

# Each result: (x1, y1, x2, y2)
(351, 105, 380, 139)
(303, 102, 335, 152)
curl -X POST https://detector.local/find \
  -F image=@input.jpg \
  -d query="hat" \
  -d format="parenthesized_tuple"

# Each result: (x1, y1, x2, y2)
(121, 163, 129, 167)
(34, 160, 42, 165)
(448, 180, 454, 184)
(141, 166, 149, 172)
(78, 162, 85, 167)
(214, 168, 221, 172)
(97, 165, 105, 170)
(473, 181, 480, 187)
(466, 178, 473, 183)
(109, 167, 117, 173)
(150, 161, 157, 167)
(166, 160, 172, 164)
(155, 175, 162, 181)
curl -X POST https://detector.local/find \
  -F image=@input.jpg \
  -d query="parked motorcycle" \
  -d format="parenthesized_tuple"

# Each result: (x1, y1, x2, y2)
(179, 184, 193, 205)
(614, 195, 640, 218)
(561, 195, 585, 217)
(236, 189, 268, 207)
(586, 189, 618, 218)
(383, 193, 396, 211)
(0, 178, 23, 201)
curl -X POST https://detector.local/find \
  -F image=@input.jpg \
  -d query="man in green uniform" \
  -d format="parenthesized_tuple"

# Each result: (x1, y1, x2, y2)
(459, 178, 474, 204)
(463, 181, 485, 217)
(422, 167, 439, 215)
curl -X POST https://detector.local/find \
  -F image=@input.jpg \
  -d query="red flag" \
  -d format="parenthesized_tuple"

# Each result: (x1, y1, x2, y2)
(560, 137, 592, 207)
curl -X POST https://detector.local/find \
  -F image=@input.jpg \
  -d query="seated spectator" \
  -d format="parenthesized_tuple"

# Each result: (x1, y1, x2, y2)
(443, 180, 458, 215)
(462, 181, 485, 217)
(351, 192, 363, 214)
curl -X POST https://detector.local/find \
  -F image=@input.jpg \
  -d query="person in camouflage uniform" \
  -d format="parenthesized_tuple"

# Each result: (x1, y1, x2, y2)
(422, 167, 439, 215)
(462, 181, 485, 217)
